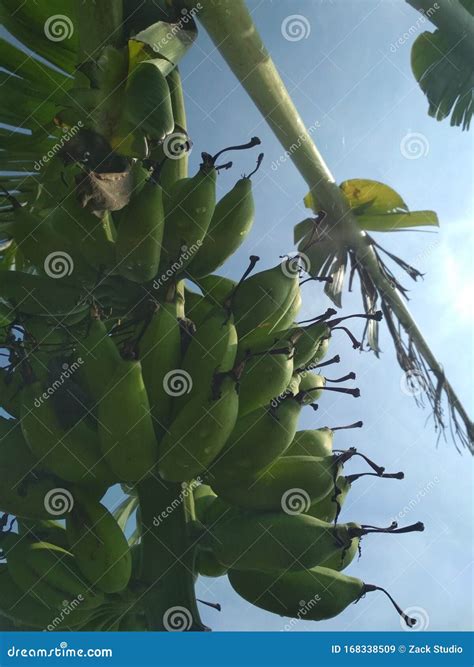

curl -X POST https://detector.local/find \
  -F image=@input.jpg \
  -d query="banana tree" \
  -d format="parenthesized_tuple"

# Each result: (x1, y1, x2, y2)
(0, 0, 471, 635)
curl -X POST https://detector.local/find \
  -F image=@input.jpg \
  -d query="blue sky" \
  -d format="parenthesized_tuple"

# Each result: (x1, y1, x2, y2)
(173, 0, 473, 631)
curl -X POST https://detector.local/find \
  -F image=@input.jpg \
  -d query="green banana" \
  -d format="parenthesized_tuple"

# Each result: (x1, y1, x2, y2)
(174, 307, 238, 411)
(49, 195, 115, 271)
(193, 274, 237, 306)
(209, 395, 302, 481)
(196, 549, 228, 578)
(293, 321, 331, 368)
(0, 417, 72, 520)
(98, 359, 157, 481)
(159, 67, 189, 199)
(158, 374, 239, 482)
(21, 380, 116, 487)
(231, 259, 301, 339)
(307, 475, 352, 523)
(123, 59, 174, 142)
(17, 519, 70, 551)
(205, 514, 424, 572)
(2, 533, 102, 611)
(193, 484, 217, 523)
(298, 371, 326, 403)
(237, 336, 295, 416)
(308, 470, 404, 524)
(211, 451, 358, 511)
(159, 157, 218, 274)
(228, 566, 418, 626)
(285, 422, 364, 458)
(115, 172, 165, 283)
(160, 138, 261, 274)
(2, 190, 94, 282)
(200, 495, 244, 527)
(139, 301, 182, 438)
(187, 154, 263, 278)
(0, 564, 94, 629)
(184, 288, 214, 327)
(76, 312, 122, 405)
(0, 271, 83, 318)
(319, 537, 360, 571)
(297, 371, 360, 406)
(66, 495, 132, 594)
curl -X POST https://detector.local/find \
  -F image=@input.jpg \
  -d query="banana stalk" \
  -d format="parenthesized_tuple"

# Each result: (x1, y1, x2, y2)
(182, 0, 473, 451)
(137, 477, 207, 631)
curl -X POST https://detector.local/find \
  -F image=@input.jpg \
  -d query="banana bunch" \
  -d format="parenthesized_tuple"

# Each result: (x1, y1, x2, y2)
(0, 53, 425, 628)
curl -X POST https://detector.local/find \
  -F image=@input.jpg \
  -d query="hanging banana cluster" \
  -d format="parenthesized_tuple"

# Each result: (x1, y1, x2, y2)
(0, 41, 424, 632)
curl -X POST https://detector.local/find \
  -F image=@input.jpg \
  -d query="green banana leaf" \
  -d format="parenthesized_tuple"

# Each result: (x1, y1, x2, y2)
(356, 210, 439, 232)
(411, 28, 474, 130)
(339, 179, 408, 215)
(0, 37, 70, 93)
(0, 1, 77, 74)
(130, 16, 198, 76)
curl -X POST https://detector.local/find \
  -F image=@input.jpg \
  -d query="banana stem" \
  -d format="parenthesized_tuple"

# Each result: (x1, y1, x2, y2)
(187, 0, 473, 451)
(137, 476, 208, 631)
(74, 1, 123, 60)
